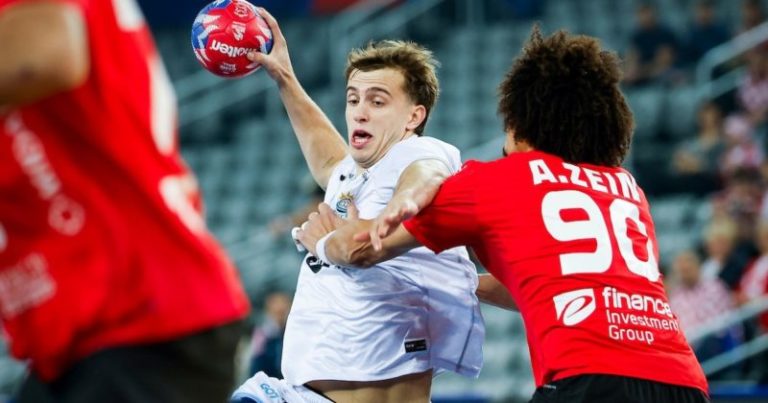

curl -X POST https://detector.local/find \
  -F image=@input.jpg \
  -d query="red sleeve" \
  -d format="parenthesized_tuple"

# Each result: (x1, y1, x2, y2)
(403, 161, 483, 253)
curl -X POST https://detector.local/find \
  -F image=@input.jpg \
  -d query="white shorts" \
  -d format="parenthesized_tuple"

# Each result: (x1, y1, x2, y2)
(231, 372, 332, 403)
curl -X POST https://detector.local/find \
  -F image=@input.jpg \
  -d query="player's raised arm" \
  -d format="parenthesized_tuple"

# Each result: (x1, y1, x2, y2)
(247, 8, 346, 189)
(0, 1, 89, 107)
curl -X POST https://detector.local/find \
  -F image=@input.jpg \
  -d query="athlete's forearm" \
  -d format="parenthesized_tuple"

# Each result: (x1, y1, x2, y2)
(365, 159, 451, 250)
(476, 274, 517, 311)
(0, 2, 89, 106)
(392, 159, 450, 212)
(326, 223, 420, 268)
(277, 76, 347, 189)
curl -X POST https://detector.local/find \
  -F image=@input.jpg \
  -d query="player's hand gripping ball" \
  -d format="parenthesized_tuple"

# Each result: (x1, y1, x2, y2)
(191, 0, 273, 78)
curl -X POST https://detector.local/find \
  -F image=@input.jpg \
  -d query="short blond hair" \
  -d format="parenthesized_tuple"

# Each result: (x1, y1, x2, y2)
(345, 40, 439, 135)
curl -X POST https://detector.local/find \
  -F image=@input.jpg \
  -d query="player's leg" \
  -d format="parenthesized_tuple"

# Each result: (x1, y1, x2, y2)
(307, 369, 433, 403)
(529, 374, 710, 403)
(30, 320, 243, 403)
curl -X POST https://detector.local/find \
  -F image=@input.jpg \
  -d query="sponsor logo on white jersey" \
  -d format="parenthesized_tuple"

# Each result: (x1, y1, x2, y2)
(553, 288, 596, 326)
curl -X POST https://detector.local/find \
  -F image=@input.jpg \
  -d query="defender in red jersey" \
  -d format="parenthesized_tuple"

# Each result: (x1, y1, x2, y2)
(296, 27, 710, 402)
(0, 0, 249, 401)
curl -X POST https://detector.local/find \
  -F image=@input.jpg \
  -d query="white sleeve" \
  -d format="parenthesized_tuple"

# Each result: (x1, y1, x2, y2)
(384, 137, 462, 178)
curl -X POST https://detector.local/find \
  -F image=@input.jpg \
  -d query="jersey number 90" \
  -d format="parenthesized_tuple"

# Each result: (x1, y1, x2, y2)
(541, 190, 660, 282)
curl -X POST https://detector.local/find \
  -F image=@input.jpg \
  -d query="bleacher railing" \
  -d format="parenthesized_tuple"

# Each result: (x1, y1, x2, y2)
(687, 296, 768, 376)
(695, 20, 768, 100)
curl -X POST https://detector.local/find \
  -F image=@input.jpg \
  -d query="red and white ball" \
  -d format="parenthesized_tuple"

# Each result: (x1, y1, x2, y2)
(191, 0, 273, 78)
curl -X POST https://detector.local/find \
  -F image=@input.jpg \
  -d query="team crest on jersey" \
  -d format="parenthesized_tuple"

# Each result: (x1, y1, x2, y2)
(335, 193, 354, 218)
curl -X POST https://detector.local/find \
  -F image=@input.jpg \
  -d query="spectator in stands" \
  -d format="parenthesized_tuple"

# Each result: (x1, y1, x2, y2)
(709, 171, 762, 289)
(736, 50, 768, 131)
(623, 2, 681, 86)
(736, 219, 768, 382)
(739, 0, 767, 34)
(670, 101, 726, 195)
(685, 0, 731, 66)
(249, 291, 292, 378)
(726, 1, 767, 81)
(720, 115, 763, 176)
(669, 249, 740, 362)
(737, 220, 768, 328)
(699, 218, 739, 280)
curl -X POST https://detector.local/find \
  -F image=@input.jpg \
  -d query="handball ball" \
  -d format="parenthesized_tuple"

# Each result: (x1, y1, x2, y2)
(191, 0, 273, 78)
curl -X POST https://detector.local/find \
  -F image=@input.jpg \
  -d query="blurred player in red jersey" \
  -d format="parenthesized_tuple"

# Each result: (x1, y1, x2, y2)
(0, 0, 250, 402)
(297, 27, 711, 402)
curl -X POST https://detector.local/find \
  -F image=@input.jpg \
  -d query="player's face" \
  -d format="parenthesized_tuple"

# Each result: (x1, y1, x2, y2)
(345, 68, 425, 168)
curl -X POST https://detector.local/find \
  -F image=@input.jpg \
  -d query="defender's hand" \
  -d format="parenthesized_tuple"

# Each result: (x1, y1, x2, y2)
(364, 194, 420, 251)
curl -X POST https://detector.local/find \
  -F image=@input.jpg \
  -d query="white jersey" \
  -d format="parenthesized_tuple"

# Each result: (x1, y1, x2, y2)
(282, 136, 485, 385)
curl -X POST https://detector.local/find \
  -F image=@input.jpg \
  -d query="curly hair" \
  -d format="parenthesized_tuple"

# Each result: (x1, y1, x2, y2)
(346, 40, 439, 135)
(498, 26, 634, 166)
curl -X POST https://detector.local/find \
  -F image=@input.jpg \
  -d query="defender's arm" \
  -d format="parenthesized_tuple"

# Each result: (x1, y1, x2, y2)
(297, 159, 450, 266)
(476, 274, 518, 311)
(367, 158, 450, 250)
(0, 1, 89, 107)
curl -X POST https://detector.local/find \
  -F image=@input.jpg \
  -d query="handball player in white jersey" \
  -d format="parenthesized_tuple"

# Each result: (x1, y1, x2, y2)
(230, 9, 484, 403)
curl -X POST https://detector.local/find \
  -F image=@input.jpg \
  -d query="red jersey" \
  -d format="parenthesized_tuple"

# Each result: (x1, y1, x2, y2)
(404, 151, 708, 394)
(0, 0, 249, 380)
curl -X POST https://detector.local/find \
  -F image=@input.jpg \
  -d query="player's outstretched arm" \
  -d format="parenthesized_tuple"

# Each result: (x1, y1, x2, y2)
(330, 223, 420, 268)
(366, 159, 450, 251)
(0, 2, 89, 107)
(476, 274, 518, 311)
(247, 8, 345, 189)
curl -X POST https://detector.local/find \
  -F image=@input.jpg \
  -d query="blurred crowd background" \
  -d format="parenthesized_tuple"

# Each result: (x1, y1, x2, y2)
(3, 0, 768, 402)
